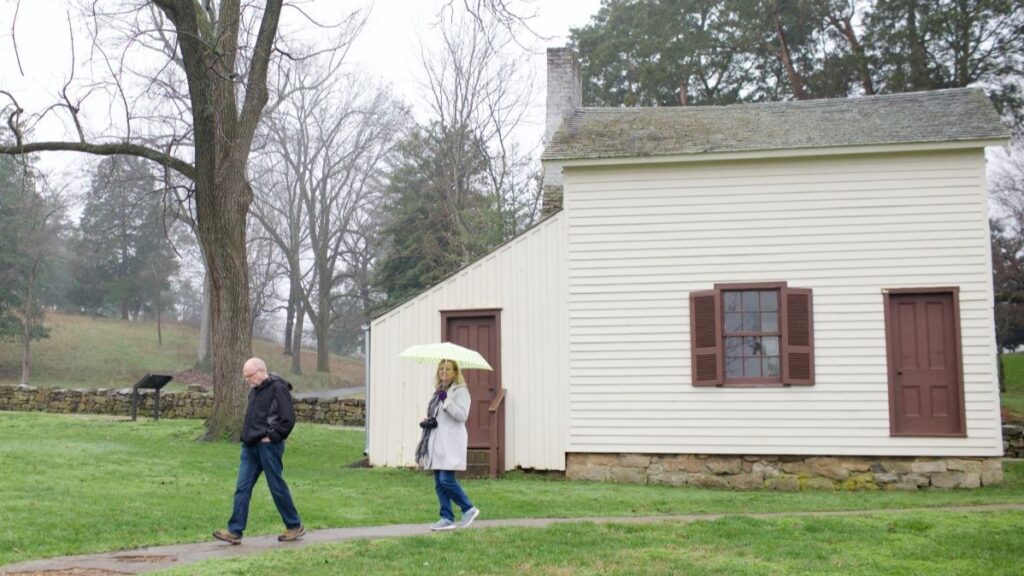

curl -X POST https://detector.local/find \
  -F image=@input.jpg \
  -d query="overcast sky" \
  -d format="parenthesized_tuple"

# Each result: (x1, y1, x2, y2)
(0, 0, 602, 180)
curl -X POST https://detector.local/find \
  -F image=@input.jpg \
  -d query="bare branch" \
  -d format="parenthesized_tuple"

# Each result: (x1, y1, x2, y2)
(0, 140, 195, 180)
(10, 0, 24, 75)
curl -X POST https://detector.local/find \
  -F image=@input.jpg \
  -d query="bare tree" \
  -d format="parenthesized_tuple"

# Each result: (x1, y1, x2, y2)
(262, 61, 406, 372)
(250, 15, 365, 373)
(1, 0, 284, 439)
(246, 225, 285, 340)
(421, 7, 541, 241)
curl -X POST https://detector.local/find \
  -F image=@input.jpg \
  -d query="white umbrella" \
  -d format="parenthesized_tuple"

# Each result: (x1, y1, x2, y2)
(398, 341, 493, 370)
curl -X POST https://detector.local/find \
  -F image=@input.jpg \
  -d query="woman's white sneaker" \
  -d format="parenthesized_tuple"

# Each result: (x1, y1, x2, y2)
(430, 519, 456, 531)
(458, 507, 480, 528)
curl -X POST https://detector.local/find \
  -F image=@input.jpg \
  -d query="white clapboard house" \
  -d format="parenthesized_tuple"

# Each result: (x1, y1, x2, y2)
(366, 48, 1010, 489)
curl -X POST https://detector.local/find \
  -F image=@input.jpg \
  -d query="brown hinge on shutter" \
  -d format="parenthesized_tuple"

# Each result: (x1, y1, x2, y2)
(781, 287, 814, 385)
(690, 289, 722, 386)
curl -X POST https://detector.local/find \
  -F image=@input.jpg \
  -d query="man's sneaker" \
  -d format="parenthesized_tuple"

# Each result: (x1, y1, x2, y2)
(429, 518, 456, 531)
(458, 507, 480, 528)
(278, 526, 306, 542)
(212, 529, 241, 545)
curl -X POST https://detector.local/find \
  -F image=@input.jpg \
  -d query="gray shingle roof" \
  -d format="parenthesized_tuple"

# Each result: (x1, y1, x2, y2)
(541, 88, 1009, 162)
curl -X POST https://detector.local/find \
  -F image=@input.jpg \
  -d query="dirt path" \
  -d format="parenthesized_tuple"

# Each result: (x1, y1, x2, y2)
(3, 503, 1024, 575)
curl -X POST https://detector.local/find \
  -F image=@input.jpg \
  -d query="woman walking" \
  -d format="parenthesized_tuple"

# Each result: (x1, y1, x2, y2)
(416, 359, 480, 531)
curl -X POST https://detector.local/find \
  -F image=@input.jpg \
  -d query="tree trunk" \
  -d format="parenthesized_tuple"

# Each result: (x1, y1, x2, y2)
(316, 285, 330, 373)
(156, 292, 163, 346)
(906, 2, 931, 90)
(774, 13, 809, 100)
(291, 303, 304, 375)
(829, 15, 874, 95)
(283, 289, 295, 356)
(198, 162, 254, 441)
(197, 251, 212, 367)
(19, 264, 37, 386)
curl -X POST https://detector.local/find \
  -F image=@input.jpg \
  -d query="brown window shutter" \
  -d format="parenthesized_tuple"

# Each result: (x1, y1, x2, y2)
(781, 287, 814, 385)
(690, 289, 722, 386)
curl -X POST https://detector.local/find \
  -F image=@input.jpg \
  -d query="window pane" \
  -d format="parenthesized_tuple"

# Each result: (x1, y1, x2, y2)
(764, 356, 780, 377)
(742, 311, 760, 331)
(762, 312, 778, 332)
(726, 358, 743, 378)
(763, 336, 779, 356)
(744, 357, 762, 377)
(725, 337, 743, 357)
(745, 336, 763, 356)
(742, 291, 760, 311)
(724, 292, 741, 312)
(724, 312, 742, 333)
(761, 290, 778, 311)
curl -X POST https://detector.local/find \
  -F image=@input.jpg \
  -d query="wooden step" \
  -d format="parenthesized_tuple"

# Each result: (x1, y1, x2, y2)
(462, 448, 491, 478)
(467, 449, 490, 464)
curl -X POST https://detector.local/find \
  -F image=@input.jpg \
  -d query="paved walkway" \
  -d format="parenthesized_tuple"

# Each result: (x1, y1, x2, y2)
(3, 503, 1024, 575)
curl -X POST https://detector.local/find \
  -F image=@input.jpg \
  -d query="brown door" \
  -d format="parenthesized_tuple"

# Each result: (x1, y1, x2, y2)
(442, 310, 501, 448)
(885, 292, 964, 436)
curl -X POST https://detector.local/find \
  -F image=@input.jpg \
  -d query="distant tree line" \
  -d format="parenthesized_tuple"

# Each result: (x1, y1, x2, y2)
(571, 0, 1023, 129)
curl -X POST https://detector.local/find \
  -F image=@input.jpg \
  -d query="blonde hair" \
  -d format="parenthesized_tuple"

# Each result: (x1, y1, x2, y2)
(434, 359, 465, 390)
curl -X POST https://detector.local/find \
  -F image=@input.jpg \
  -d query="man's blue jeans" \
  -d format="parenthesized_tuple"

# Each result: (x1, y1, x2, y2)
(228, 441, 301, 535)
(434, 470, 473, 522)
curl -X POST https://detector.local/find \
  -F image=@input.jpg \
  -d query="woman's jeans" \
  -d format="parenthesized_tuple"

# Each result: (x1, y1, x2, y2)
(434, 470, 474, 521)
(228, 441, 301, 535)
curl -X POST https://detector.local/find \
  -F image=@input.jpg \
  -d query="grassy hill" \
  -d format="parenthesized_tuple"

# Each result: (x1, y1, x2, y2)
(0, 312, 363, 393)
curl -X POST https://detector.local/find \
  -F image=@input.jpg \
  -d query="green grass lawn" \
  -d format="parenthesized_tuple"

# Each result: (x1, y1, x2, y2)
(1001, 353, 1024, 421)
(164, 511, 1024, 576)
(0, 312, 363, 392)
(1, 412, 1022, 570)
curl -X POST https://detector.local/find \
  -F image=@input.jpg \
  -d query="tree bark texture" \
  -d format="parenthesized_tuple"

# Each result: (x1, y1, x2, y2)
(197, 270, 212, 366)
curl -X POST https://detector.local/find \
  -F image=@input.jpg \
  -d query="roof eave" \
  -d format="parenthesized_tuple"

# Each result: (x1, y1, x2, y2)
(543, 138, 1010, 168)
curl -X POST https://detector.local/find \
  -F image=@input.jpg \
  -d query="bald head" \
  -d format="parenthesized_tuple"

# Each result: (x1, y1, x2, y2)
(243, 357, 268, 387)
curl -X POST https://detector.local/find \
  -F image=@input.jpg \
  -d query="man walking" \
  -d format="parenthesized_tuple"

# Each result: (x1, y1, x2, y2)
(213, 357, 305, 544)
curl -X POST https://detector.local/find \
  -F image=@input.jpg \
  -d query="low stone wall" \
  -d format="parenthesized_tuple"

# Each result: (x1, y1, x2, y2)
(0, 384, 364, 426)
(1006, 424, 1024, 458)
(567, 453, 1003, 490)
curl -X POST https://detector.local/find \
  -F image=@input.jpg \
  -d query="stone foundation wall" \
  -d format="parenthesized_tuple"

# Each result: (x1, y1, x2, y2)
(567, 453, 1003, 490)
(1005, 425, 1024, 458)
(0, 384, 364, 426)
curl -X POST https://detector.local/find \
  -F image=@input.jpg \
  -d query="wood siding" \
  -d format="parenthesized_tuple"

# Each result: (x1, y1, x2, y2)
(369, 214, 568, 470)
(564, 150, 1002, 457)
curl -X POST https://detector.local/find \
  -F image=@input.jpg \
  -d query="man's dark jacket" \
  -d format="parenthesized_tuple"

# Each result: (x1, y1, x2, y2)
(240, 374, 296, 445)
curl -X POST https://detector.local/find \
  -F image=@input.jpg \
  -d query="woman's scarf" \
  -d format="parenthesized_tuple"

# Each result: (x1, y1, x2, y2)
(415, 389, 444, 469)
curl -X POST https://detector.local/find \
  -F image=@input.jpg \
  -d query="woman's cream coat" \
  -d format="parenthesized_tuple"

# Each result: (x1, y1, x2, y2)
(426, 384, 470, 470)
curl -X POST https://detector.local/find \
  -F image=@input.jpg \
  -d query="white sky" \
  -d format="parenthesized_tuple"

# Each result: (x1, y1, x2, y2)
(0, 0, 602, 181)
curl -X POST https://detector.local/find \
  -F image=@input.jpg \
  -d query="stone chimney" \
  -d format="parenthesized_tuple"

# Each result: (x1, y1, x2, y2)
(541, 47, 581, 217)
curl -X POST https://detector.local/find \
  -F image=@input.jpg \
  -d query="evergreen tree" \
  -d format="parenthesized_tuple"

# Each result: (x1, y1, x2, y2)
(571, 0, 1023, 117)
(0, 155, 28, 339)
(0, 152, 64, 383)
(865, 0, 1024, 130)
(69, 156, 178, 319)
(374, 124, 501, 308)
